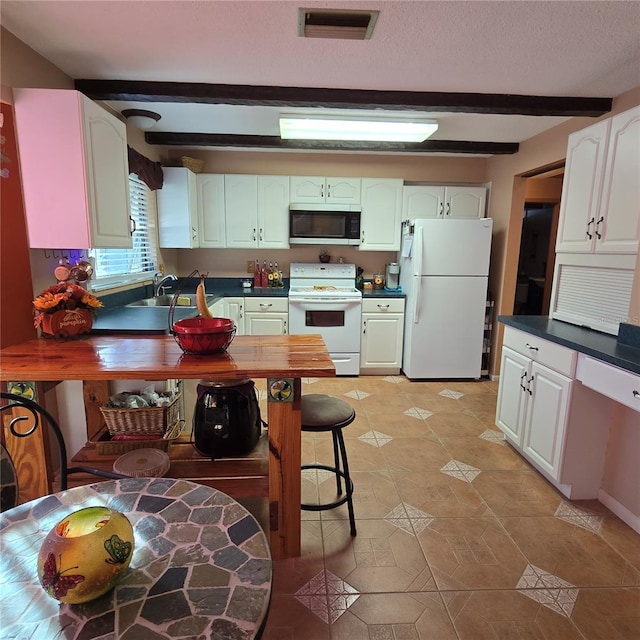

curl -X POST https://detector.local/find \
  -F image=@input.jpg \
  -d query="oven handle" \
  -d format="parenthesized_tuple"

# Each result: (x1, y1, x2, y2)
(289, 298, 361, 309)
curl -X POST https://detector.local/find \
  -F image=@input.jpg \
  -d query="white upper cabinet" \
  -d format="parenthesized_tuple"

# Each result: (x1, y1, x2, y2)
(597, 106, 640, 254)
(196, 174, 226, 248)
(224, 174, 258, 248)
(257, 176, 290, 249)
(402, 185, 486, 220)
(157, 167, 199, 248)
(290, 176, 361, 204)
(556, 105, 640, 255)
(359, 178, 403, 251)
(14, 88, 131, 249)
(224, 175, 289, 249)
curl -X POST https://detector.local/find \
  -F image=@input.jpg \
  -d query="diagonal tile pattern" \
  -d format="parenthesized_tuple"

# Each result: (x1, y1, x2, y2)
(259, 375, 640, 640)
(516, 563, 579, 617)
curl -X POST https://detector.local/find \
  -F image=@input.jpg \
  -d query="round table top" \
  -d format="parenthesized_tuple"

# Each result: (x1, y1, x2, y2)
(0, 478, 272, 639)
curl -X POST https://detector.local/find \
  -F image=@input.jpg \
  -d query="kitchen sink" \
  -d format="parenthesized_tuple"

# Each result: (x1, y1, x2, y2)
(126, 294, 215, 308)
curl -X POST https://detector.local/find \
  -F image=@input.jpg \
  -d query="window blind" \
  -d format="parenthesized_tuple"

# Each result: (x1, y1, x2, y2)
(89, 175, 159, 287)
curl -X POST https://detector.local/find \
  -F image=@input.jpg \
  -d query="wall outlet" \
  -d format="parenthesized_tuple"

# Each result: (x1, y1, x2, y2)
(247, 260, 255, 274)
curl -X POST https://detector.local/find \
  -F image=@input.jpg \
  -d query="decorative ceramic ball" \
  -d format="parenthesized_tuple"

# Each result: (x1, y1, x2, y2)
(37, 506, 134, 604)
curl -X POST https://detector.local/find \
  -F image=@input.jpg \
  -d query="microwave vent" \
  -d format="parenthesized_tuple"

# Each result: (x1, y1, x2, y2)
(298, 8, 379, 40)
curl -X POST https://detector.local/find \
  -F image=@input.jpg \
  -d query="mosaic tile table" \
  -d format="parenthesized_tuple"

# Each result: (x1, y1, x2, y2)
(0, 478, 272, 639)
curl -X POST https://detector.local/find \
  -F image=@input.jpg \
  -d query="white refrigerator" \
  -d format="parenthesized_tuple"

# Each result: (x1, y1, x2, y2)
(399, 218, 493, 379)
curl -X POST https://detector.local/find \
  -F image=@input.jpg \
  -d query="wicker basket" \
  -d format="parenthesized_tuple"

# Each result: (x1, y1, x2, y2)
(90, 421, 183, 455)
(100, 393, 181, 437)
(181, 156, 204, 173)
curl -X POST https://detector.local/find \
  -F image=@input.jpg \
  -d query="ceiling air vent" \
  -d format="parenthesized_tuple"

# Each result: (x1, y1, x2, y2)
(298, 8, 379, 40)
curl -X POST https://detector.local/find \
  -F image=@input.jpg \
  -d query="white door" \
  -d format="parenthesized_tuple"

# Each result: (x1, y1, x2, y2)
(197, 174, 226, 247)
(326, 178, 361, 203)
(257, 175, 290, 249)
(223, 297, 245, 335)
(445, 186, 486, 218)
(495, 347, 529, 445)
(415, 218, 493, 276)
(290, 176, 325, 203)
(402, 186, 443, 218)
(522, 363, 572, 478)
(555, 119, 610, 253)
(225, 174, 258, 248)
(360, 178, 403, 251)
(402, 275, 488, 379)
(361, 314, 403, 369)
(597, 105, 640, 254)
(245, 313, 287, 335)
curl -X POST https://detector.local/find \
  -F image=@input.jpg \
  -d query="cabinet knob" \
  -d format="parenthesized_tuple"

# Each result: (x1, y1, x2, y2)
(525, 343, 539, 351)
(129, 216, 137, 235)
(363, 320, 367, 335)
(253, 228, 256, 241)
(259, 228, 263, 242)
(520, 372, 527, 392)
(595, 216, 604, 240)
(377, 304, 390, 310)
(633, 390, 639, 398)
(445, 202, 451, 216)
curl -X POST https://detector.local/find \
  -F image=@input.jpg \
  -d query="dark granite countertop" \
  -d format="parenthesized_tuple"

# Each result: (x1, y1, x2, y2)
(361, 289, 406, 299)
(499, 315, 640, 375)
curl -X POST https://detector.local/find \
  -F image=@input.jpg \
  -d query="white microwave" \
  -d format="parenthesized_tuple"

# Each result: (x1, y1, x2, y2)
(289, 203, 361, 245)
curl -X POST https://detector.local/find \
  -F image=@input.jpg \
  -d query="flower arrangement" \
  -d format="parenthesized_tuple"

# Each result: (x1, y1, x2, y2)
(33, 283, 102, 331)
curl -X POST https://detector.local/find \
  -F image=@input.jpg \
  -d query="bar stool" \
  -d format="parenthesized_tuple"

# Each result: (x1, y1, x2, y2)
(301, 394, 357, 536)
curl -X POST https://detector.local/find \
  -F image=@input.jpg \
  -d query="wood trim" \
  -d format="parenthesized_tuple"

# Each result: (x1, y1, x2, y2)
(75, 80, 612, 116)
(144, 132, 520, 155)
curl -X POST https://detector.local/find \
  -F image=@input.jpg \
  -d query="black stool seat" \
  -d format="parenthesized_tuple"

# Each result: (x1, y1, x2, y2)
(301, 394, 356, 536)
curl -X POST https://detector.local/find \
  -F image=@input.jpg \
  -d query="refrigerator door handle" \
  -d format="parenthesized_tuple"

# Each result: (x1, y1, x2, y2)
(412, 275, 421, 323)
(413, 226, 424, 277)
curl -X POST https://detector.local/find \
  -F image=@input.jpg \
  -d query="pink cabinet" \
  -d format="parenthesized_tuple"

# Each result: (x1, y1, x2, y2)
(13, 89, 131, 249)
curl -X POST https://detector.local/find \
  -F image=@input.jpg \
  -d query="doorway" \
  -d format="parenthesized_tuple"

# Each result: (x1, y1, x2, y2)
(513, 174, 563, 316)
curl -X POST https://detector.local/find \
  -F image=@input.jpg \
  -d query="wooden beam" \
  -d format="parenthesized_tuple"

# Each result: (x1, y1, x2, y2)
(144, 132, 520, 155)
(75, 79, 612, 117)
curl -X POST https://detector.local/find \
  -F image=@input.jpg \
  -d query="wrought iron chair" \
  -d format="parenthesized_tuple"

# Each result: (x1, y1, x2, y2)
(0, 391, 125, 511)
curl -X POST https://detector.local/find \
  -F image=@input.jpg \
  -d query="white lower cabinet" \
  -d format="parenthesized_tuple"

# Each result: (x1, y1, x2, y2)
(495, 326, 612, 498)
(244, 297, 288, 335)
(223, 297, 245, 335)
(360, 298, 405, 374)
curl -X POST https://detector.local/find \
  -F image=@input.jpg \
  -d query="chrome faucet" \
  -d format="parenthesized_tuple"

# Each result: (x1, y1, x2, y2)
(154, 273, 178, 296)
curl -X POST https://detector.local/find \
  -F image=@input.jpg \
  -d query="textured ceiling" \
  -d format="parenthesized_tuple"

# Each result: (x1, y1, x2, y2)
(3, 0, 639, 154)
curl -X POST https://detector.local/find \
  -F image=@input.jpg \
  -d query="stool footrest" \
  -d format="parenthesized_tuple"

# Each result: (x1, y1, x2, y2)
(301, 463, 354, 511)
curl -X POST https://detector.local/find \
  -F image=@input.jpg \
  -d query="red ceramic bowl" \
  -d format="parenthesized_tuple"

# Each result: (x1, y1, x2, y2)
(172, 318, 236, 354)
(172, 317, 235, 334)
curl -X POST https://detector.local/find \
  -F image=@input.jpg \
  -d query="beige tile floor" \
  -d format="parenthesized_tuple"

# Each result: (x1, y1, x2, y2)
(254, 375, 640, 640)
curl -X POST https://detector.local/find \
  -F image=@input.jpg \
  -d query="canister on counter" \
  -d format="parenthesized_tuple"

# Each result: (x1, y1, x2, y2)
(373, 273, 385, 289)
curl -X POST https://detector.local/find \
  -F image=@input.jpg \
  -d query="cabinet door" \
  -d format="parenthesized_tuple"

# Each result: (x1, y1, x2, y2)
(326, 178, 361, 204)
(225, 175, 258, 248)
(522, 363, 572, 478)
(596, 105, 640, 254)
(257, 176, 290, 249)
(360, 313, 403, 370)
(157, 167, 199, 248)
(556, 119, 610, 253)
(495, 347, 529, 445)
(289, 176, 325, 203)
(223, 297, 244, 335)
(445, 186, 486, 218)
(197, 174, 226, 247)
(245, 313, 288, 335)
(360, 178, 403, 251)
(402, 186, 444, 219)
(82, 96, 132, 248)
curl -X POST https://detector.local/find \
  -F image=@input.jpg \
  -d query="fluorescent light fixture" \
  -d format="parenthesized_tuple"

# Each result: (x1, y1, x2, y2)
(279, 114, 438, 142)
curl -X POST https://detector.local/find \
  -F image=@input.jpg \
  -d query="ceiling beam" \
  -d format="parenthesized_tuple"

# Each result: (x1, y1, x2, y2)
(144, 132, 520, 155)
(75, 79, 612, 117)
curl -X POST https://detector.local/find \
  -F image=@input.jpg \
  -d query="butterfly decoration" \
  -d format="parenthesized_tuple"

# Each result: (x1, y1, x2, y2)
(104, 534, 132, 565)
(41, 553, 85, 599)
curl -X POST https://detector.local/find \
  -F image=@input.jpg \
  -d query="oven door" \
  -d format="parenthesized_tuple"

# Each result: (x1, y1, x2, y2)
(288, 297, 362, 354)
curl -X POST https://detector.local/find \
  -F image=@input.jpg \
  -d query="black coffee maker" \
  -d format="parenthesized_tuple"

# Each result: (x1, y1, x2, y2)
(193, 379, 262, 459)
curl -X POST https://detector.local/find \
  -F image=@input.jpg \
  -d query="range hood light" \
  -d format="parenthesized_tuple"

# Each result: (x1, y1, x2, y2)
(279, 114, 438, 143)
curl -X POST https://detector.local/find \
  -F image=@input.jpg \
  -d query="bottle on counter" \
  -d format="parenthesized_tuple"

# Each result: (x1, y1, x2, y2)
(260, 261, 268, 288)
(268, 262, 274, 287)
(253, 259, 261, 288)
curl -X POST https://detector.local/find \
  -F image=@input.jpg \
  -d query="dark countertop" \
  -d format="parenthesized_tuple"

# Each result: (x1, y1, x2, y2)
(498, 315, 640, 375)
(93, 277, 405, 335)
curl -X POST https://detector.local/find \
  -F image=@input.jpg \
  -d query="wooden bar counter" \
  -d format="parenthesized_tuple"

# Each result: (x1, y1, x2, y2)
(0, 333, 335, 559)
